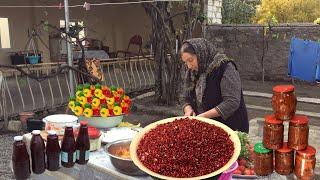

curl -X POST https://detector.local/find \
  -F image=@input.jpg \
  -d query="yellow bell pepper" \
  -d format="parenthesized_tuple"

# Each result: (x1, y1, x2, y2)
(113, 106, 122, 116)
(74, 106, 83, 116)
(83, 108, 93, 117)
(94, 89, 103, 98)
(92, 98, 100, 108)
(83, 89, 92, 98)
(68, 101, 75, 110)
(100, 108, 109, 117)
(106, 97, 115, 105)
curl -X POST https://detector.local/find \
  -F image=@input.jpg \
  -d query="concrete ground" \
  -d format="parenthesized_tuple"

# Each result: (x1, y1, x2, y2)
(1, 79, 319, 179)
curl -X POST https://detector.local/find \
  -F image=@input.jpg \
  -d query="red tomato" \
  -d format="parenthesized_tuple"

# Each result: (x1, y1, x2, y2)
(244, 168, 254, 175)
(234, 169, 242, 175)
(238, 165, 245, 173)
(238, 158, 247, 166)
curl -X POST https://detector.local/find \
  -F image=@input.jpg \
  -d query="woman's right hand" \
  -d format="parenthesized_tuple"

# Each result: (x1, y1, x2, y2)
(184, 105, 196, 116)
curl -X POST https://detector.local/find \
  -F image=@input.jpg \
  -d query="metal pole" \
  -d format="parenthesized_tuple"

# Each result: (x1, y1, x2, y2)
(64, 0, 74, 96)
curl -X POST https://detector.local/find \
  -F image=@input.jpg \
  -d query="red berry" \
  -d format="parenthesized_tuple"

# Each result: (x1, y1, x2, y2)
(234, 169, 242, 175)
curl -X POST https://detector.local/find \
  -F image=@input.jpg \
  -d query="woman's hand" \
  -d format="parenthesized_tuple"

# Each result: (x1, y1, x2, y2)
(184, 105, 196, 116)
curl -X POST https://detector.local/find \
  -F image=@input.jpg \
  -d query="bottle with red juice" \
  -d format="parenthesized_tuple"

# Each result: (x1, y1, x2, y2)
(30, 130, 46, 174)
(76, 121, 90, 164)
(12, 136, 31, 180)
(46, 130, 60, 171)
(61, 124, 76, 168)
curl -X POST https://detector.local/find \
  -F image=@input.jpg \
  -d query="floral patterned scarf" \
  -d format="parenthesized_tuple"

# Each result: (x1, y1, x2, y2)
(184, 38, 231, 107)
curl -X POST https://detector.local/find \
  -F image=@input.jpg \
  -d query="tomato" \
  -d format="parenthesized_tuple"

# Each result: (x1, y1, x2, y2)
(234, 169, 242, 175)
(238, 158, 247, 166)
(238, 165, 245, 173)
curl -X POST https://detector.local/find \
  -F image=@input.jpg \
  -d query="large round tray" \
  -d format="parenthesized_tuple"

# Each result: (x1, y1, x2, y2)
(130, 116, 241, 180)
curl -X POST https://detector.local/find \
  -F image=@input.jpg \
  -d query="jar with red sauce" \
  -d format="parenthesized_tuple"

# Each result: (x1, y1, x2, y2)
(263, 115, 284, 150)
(254, 142, 274, 176)
(271, 85, 297, 120)
(288, 115, 309, 150)
(294, 146, 316, 180)
(275, 142, 294, 175)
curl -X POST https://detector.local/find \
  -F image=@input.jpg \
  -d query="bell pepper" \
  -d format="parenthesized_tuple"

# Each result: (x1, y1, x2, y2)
(113, 106, 122, 116)
(95, 83, 102, 89)
(100, 107, 109, 117)
(92, 98, 100, 108)
(106, 97, 115, 105)
(83, 89, 92, 98)
(93, 108, 100, 116)
(116, 88, 124, 95)
(74, 106, 83, 116)
(83, 108, 93, 117)
(83, 83, 90, 89)
(94, 89, 103, 98)
(68, 101, 75, 110)
(79, 96, 87, 106)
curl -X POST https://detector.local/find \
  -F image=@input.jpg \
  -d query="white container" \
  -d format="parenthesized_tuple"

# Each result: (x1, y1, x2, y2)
(43, 114, 78, 135)
(78, 115, 123, 129)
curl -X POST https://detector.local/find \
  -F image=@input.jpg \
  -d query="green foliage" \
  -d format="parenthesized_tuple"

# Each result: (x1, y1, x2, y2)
(237, 131, 250, 159)
(255, 0, 320, 24)
(222, 0, 257, 24)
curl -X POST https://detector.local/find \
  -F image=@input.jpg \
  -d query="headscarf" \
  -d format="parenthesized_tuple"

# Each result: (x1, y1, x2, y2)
(183, 38, 231, 108)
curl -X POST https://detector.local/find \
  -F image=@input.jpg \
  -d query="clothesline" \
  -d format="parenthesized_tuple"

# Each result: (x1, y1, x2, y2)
(0, 0, 156, 8)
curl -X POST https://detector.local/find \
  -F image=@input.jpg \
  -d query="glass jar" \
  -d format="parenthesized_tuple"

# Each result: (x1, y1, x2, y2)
(271, 85, 297, 120)
(263, 115, 284, 150)
(294, 146, 316, 180)
(275, 142, 294, 175)
(254, 142, 274, 176)
(288, 115, 309, 150)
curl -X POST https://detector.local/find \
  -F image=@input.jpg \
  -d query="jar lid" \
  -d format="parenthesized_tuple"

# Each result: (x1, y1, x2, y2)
(48, 130, 57, 135)
(32, 130, 41, 135)
(254, 142, 272, 154)
(273, 85, 295, 93)
(277, 142, 293, 153)
(265, 114, 283, 124)
(297, 146, 316, 157)
(290, 115, 309, 125)
(14, 136, 23, 141)
(88, 126, 101, 139)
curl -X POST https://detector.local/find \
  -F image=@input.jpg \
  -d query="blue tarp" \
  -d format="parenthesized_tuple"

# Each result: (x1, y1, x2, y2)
(288, 38, 320, 82)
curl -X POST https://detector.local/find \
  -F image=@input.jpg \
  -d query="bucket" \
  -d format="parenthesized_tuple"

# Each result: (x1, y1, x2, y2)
(27, 56, 40, 64)
(218, 161, 239, 180)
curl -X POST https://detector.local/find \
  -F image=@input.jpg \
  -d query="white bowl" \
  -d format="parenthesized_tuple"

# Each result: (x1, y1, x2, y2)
(43, 114, 78, 135)
(78, 115, 123, 129)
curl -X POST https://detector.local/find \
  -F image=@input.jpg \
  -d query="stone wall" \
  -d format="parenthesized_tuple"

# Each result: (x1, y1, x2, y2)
(204, 24, 320, 81)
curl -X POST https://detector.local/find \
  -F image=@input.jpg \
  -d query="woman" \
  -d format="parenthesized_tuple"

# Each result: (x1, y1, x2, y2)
(181, 38, 249, 133)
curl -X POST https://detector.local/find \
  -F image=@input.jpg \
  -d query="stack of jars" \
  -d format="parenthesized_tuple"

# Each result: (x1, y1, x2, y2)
(254, 85, 317, 179)
(12, 121, 90, 179)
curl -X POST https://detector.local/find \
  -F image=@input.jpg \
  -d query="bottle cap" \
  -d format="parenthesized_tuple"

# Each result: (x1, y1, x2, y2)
(48, 130, 57, 135)
(14, 136, 23, 141)
(32, 130, 41, 135)
(65, 123, 74, 128)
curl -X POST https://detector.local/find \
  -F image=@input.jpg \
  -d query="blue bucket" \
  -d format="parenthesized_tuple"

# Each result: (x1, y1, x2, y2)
(27, 56, 40, 64)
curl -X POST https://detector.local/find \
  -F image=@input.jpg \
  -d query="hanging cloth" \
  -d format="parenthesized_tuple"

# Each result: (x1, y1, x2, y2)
(288, 38, 320, 83)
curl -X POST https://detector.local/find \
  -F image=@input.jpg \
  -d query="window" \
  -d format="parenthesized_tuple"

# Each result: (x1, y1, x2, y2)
(60, 20, 85, 45)
(0, 18, 11, 48)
